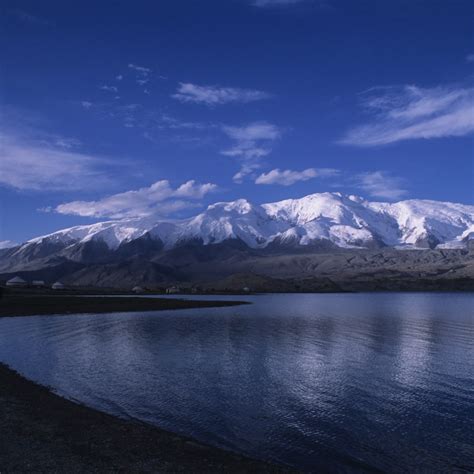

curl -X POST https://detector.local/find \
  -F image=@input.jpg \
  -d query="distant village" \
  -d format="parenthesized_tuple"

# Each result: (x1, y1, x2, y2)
(2, 276, 252, 295)
(6, 276, 66, 290)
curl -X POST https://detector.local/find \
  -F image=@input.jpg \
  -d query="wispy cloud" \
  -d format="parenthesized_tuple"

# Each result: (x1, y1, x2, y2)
(9, 9, 51, 25)
(255, 167, 338, 185)
(221, 122, 282, 182)
(53, 137, 82, 149)
(222, 122, 281, 143)
(80, 98, 214, 147)
(0, 130, 112, 192)
(100, 85, 119, 93)
(82, 101, 144, 129)
(128, 63, 152, 90)
(354, 171, 407, 200)
(340, 84, 474, 146)
(0, 240, 18, 250)
(172, 83, 271, 106)
(0, 108, 116, 192)
(128, 63, 151, 74)
(466, 54, 474, 63)
(157, 114, 210, 132)
(256, 168, 317, 185)
(54, 180, 218, 219)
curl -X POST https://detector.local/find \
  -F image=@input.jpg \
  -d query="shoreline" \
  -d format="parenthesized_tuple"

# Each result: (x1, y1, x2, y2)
(0, 362, 289, 472)
(0, 295, 293, 471)
(0, 294, 248, 318)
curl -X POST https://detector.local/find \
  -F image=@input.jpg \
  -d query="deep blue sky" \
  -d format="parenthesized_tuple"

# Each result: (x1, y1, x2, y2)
(1, 0, 473, 244)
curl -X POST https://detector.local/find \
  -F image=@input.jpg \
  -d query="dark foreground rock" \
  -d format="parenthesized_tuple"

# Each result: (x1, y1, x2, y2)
(0, 363, 290, 473)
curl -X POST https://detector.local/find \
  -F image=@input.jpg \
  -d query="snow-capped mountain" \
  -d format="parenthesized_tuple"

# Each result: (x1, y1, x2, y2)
(1, 192, 472, 289)
(5, 193, 473, 262)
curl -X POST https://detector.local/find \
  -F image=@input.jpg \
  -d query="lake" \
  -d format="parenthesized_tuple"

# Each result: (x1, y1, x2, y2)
(0, 293, 473, 472)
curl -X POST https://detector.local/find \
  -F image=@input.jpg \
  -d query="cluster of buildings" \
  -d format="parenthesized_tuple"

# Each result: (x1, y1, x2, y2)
(131, 285, 186, 294)
(131, 285, 250, 295)
(4, 277, 252, 294)
(5, 276, 65, 290)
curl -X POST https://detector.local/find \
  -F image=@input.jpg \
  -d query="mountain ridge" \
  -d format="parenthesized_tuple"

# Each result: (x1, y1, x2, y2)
(1, 192, 473, 290)
(13, 192, 474, 252)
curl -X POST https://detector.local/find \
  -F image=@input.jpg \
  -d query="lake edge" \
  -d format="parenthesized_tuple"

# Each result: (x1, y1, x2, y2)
(0, 361, 292, 473)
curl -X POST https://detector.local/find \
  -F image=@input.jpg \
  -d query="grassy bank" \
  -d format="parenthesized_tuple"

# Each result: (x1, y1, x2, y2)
(0, 294, 247, 317)
(0, 363, 288, 473)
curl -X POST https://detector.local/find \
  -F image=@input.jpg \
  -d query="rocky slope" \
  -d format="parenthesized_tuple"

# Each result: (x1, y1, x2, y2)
(1, 193, 473, 290)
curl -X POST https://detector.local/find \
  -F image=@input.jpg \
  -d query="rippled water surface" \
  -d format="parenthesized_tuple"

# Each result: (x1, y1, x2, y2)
(0, 293, 473, 472)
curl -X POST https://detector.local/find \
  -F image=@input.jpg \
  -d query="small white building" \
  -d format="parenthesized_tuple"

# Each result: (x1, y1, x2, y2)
(6, 276, 27, 287)
(166, 286, 181, 294)
(132, 286, 144, 294)
(242, 286, 250, 293)
(51, 281, 65, 290)
(32, 280, 45, 288)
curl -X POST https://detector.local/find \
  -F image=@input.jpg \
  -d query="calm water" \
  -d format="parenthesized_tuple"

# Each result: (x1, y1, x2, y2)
(0, 293, 473, 472)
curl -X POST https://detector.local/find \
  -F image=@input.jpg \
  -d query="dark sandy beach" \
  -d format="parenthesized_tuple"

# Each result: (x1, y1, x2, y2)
(0, 363, 288, 473)
(0, 294, 291, 472)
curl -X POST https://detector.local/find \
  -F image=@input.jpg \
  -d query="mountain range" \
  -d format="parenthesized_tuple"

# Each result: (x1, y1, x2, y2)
(1, 192, 473, 291)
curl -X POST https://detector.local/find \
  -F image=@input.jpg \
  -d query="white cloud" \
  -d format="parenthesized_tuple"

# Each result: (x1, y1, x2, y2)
(222, 122, 281, 142)
(128, 63, 152, 91)
(341, 84, 474, 146)
(0, 240, 18, 250)
(354, 171, 407, 200)
(172, 83, 270, 106)
(100, 85, 118, 93)
(466, 54, 474, 63)
(158, 114, 209, 131)
(81, 99, 214, 147)
(256, 168, 316, 185)
(54, 180, 218, 219)
(53, 137, 82, 149)
(221, 122, 282, 182)
(232, 162, 263, 183)
(81, 101, 93, 109)
(116, 74, 123, 81)
(128, 63, 151, 74)
(174, 180, 217, 199)
(255, 167, 339, 185)
(222, 146, 271, 159)
(0, 128, 112, 191)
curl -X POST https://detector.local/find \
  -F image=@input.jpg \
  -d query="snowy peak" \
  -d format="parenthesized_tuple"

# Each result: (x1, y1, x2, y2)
(26, 219, 152, 250)
(263, 192, 373, 227)
(18, 193, 474, 253)
(370, 199, 474, 248)
(175, 198, 282, 248)
(205, 198, 255, 215)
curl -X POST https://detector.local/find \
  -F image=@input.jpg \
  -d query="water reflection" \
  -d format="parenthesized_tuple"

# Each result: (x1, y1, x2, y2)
(0, 293, 473, 471)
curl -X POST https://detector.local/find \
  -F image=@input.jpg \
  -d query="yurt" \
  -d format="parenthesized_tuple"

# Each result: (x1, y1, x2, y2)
(6, 276, 27, 287)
